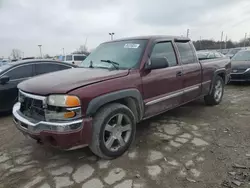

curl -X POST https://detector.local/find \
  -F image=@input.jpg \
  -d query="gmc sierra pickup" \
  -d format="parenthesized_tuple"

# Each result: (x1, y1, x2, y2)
(13, 36, 231, 159)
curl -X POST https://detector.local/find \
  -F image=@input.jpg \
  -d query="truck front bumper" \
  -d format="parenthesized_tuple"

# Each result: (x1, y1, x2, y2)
(12, 102, 93, 150)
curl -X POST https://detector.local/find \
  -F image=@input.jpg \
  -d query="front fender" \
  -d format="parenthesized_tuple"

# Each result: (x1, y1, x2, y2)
(86, 89, 144, 120)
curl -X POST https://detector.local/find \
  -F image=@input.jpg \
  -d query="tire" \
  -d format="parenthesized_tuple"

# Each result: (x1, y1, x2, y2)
(89, 103, 136, 159)
(204, 76, 224, 106)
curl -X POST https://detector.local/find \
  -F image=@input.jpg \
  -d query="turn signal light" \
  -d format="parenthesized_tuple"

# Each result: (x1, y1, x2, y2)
(65, 96, 80, 107)
(63, 111, 76, 118)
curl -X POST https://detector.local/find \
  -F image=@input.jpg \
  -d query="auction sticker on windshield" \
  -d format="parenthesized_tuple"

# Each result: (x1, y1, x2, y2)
(124, 44, 140, 48)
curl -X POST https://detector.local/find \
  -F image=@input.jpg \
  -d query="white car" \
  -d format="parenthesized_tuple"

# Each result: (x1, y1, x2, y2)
(64, 54, 87, 66)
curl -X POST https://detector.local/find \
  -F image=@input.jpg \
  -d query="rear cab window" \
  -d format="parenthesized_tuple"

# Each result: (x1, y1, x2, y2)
(214, 52, 222, 58)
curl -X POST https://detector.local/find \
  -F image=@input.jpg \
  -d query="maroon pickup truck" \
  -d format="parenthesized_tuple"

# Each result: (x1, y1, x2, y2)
(13, 36, 231, 159)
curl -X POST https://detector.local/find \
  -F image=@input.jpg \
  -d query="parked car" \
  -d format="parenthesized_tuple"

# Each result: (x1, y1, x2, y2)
(0, 60, 8, 66)
(197, 50, 225, 61)
(226, 48, 243, 59)
(64, 54, 87, 65)
(13, 35, 231, 159)
(217, 49, 230, 55)
(230, 50, 250, 82)
(0, 60, 76, 112)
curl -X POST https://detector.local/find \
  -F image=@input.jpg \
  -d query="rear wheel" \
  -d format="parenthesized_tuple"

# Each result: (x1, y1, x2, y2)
(204, 76, 224, 106)
(89, 103, 136, 159)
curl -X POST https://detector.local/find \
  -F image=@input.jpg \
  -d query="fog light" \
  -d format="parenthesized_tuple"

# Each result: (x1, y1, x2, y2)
(64, 111, 76, 118)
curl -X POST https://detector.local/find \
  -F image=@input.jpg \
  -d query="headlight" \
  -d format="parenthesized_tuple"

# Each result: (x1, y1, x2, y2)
(47, 95, 80, 107)
(45, 95, 82, 122)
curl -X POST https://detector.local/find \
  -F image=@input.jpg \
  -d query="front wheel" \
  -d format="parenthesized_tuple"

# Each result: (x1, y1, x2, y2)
(204, 76, 224, 106)
(89, 103, 136, 159)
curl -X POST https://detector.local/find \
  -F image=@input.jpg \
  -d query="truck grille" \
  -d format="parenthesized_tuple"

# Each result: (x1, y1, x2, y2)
(19, 91, 45, 121)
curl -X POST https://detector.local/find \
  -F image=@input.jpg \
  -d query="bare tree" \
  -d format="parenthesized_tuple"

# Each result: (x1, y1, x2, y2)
(11, 49, 22, 59)
(79, 45, 88, 52)
(43, 54, 51, 59)
(72, 45, 89, 55)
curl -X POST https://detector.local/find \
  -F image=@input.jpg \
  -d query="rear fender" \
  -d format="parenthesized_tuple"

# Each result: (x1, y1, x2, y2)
(209, 68, 226, 94)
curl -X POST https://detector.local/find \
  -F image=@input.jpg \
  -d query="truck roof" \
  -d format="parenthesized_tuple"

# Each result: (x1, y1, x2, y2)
(106, 35, 190, 43)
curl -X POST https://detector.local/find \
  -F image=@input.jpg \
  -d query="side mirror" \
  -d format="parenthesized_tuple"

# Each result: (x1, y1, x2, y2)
(145, 57, 169, 70)
(0, 75, 10, 85)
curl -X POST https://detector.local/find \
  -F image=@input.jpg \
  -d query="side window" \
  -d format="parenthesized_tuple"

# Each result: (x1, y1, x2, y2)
(151, 42, 177, 67)
(66, 55, 72, 61)
(176, 42, 196, 64)
(57, 64, 72, 70)
(74, 56, 86, 61)
(35, 63, 67, 75)
(6, 65, 33, 80)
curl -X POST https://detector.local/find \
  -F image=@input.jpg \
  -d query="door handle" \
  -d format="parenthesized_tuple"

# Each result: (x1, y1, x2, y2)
(176, 71, 182, 77)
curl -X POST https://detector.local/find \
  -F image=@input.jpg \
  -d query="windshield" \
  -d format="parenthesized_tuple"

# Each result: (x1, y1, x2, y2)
(74, 55, 86, 61)
(227, 49, 241, 55)
(80, 39, 148, 69)
(232, 51, 250, 61)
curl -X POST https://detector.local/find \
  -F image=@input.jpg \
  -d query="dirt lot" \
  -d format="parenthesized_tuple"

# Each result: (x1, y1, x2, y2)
(0, 84, 250, 188)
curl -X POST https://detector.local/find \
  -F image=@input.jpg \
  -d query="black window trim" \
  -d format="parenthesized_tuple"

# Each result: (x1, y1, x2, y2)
(0, 62, 73, 81)
(34, 62, 74, 75)
(0, 64, 34, 81)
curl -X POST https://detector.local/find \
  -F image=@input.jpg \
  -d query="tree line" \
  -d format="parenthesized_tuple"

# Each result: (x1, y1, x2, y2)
(193, 37, 250, 51)
(8, 37, 250, 59)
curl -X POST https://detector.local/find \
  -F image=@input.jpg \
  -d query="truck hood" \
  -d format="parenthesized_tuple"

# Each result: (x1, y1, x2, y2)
(231, 61, 250, 69)
(18, 68, 129, 95)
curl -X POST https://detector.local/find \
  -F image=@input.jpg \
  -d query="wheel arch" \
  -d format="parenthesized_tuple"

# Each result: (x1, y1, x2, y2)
(86, 89, 144, 122)
(209, 68, 226, 94)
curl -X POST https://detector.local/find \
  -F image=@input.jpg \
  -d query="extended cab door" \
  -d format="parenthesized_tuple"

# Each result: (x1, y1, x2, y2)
(175, 41, 202, 103)
(141, 40, 183, 118)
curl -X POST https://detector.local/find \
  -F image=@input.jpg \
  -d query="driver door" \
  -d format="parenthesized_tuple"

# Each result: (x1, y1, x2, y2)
(141, 41, 183, 118)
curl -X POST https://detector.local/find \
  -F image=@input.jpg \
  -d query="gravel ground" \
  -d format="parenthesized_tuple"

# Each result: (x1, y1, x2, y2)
(0, 84, 250, 188)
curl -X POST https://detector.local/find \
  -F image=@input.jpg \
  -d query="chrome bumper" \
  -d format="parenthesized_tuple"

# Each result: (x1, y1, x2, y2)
(12, 102, 83, 134)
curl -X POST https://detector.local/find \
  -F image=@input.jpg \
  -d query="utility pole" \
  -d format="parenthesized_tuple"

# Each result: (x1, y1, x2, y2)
(244, 33, 247, 47)
(199, 36, 202, 50)
(38, 45, 42, 58)
(186, 29, 190, 38)
(62, 48, 65, 56)
(225, 35, 227, 49)
(109, 32, 115, 40)
(84, 37, 88, 47)
(220, 31, 224, 50)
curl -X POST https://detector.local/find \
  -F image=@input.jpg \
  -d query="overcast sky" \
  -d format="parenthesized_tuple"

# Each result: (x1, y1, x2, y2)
(1, 0, 250, 57)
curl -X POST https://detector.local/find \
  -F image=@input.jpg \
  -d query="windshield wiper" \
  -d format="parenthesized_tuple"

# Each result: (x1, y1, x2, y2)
(89, 60, 94, 68)
(100, 59, 119, 70)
